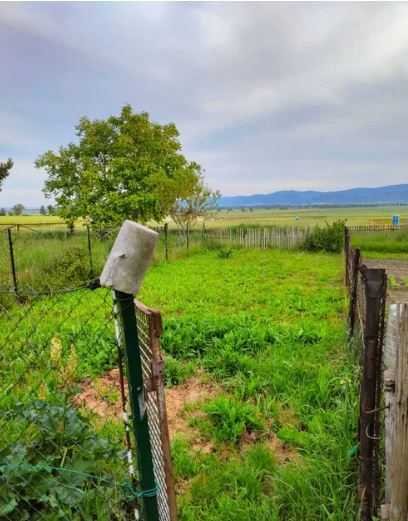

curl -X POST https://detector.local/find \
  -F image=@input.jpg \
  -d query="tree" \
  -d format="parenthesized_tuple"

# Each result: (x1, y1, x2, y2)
(47, 205, 55, 215)
(169, 174, 219, 233)
(12, 203, 25, 216)
(39, 205, 47, 215)
(0, 208, 6, 216)
(0, 159, 13, 191)
(36, 105, 203, 228)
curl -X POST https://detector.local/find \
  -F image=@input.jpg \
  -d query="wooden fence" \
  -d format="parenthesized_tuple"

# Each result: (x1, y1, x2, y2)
(345, 227, 408, 521)
(203, 226, 309, 250)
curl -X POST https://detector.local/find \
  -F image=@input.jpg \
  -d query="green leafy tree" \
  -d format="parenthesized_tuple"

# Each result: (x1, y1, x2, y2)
(39, 205, 47, 215)
(47, 205, 55, 215)
(36, 105, 203, 227)
(12, 203, 25, 216)
(0, 158, 13, 191)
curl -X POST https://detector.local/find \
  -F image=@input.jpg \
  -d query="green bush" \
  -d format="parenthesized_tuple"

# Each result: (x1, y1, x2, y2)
(303, 221, 345, 253)
(0, 401, 126, 520)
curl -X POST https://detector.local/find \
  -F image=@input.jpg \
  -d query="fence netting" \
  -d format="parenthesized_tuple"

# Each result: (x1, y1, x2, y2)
(1, 267, 176, 521)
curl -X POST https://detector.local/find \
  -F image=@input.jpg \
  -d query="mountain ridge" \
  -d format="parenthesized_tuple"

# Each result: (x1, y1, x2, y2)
(219, 184, 408, 207)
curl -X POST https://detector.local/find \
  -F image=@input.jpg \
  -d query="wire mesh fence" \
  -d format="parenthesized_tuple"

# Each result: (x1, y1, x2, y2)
(0, 284, 130, 519)
(1, 223, 313, 297)
(1, 272, 176, 520)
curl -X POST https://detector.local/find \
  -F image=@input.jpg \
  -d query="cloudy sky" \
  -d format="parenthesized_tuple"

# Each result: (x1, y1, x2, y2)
(1, 2, 408, 206)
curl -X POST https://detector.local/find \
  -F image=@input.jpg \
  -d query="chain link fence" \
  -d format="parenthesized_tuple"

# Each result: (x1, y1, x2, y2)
(1, 222, 312, 295)
(1, 224, 176, 521)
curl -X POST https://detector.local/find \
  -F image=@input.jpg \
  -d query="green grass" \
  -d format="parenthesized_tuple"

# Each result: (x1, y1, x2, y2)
(2, 204, 408, 229)
(1, 248, 358, 519)
(138, 249, 358, 520)
(351, 229, 408, 260)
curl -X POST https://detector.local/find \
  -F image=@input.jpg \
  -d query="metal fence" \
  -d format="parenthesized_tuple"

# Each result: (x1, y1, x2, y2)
(0, 277, 176, 520)
(345, 227, 408, 521)
(1, 223, 312, 292)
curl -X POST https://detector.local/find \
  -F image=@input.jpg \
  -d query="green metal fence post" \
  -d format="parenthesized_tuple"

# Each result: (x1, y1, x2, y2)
(115, 290, 159, 521)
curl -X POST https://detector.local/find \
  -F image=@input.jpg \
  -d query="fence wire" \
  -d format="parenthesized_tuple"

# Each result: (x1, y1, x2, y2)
(135, 301, 177, 521)
(0, 284, 135, 520)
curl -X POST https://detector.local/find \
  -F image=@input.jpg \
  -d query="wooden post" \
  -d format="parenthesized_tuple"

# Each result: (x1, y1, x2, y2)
(348, 248, 361, 339)
(389, 304, 408, 521)
(186, 222, 190, 250)
(359, 267, 387, 521)
(344, 226, 351, 288)
(164, 223, 169, 261)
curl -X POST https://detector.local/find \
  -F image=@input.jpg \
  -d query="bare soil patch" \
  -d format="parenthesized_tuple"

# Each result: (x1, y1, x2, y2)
(74, 371, 297, 462)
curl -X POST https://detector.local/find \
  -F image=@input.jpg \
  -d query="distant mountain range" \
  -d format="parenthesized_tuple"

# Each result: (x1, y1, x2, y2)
(219, 184, 408, 208)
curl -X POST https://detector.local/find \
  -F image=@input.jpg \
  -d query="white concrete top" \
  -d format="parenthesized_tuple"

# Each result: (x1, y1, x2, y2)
(100, 220, 158, 295)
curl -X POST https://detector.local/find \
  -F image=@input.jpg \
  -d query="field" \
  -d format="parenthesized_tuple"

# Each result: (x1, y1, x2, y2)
(1, 246, 358, 520)
(2, 204, 408, 229)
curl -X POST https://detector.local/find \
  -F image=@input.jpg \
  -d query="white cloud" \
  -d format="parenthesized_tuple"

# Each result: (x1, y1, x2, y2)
(1, 2, 408, 205)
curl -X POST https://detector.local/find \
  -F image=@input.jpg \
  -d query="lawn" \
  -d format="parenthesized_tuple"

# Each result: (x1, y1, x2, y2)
(1, 248, 358, 520)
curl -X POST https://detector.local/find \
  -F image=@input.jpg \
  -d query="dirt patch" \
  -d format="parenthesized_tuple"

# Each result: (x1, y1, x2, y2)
(165, 376, 218, 453)
(364, 259, 408, 303)
(73, 368, 124, 418)
(73, 371, 297, 462)
(265, 435, 298, 464)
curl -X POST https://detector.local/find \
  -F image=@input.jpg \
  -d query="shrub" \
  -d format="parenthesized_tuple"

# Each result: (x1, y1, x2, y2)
(216, 247, 233, 259)
(0, 401, 126, 519)
(303, 221, 345, 253)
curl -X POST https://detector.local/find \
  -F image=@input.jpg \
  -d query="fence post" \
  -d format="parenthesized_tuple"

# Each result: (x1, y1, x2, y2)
(86, 225, 94, 277)
(386, 304, 408, 521)
(164, 223, 169, 261)
(115, 291, 159, 521)
(186, 222, 190, 250)
(348, 248, 361, 339)
(359, 267, 387, 521)
(344, 226, 351, 288)
(7, 228, 18, 294)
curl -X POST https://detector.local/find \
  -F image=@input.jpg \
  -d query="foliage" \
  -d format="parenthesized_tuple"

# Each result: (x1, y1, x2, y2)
(303, 220, 345, 253)
(11, 203, 25, 216)
(36, 104, 203, 228)
(0, 401, 126, 520)
(216, 247, 233, 259)
(0, 158, 13, 191)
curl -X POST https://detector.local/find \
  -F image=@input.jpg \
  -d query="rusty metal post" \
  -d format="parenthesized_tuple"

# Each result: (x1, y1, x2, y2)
(359, 267, 387, 521)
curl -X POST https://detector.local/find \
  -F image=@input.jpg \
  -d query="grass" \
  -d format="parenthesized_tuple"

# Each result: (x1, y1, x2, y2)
(139, 249, 358, 520)
(1, 247, 358, 519)
(2, 204, 408, 229)
(351, 229, 408, 260)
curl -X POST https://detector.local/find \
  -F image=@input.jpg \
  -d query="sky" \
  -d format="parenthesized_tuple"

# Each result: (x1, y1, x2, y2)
(1, 1, 408, 207)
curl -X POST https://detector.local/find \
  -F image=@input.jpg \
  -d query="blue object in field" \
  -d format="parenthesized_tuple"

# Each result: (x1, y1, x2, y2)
(392, 215, 400, 226)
